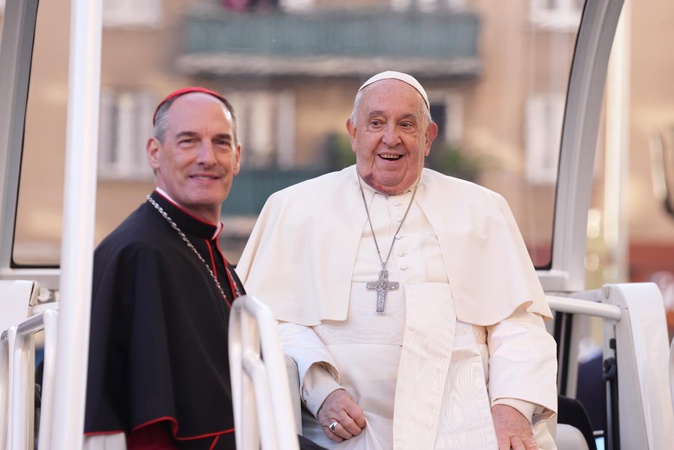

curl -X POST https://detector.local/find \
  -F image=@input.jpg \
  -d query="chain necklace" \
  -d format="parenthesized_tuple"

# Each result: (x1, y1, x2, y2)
(146, 195, 241, 301)
(358, 180, 418, 313)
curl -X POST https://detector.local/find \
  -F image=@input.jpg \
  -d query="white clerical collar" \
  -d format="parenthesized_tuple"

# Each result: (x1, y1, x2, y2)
(154, 187, 224, 238)
(356, 174, 422, 198)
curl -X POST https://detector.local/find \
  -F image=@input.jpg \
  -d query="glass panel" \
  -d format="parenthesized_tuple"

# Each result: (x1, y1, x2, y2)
(0, 1, 4, 38)
(13, 0, 70, 265)
(14, 0, 585, 269)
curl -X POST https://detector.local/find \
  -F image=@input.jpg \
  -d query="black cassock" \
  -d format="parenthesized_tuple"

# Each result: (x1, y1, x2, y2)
(85, 190, 242, 450)
(85, 190, 326, 450)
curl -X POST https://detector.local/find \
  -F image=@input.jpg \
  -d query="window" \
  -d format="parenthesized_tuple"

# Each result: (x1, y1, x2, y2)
(98, 88, 156, 180)
(426, 93, 481, 182)
(525, 94, 565, 185)
(103, 0, 162, 28)
(222, 0, 281, 11)
(227, 90, 296, 169)
(279, 0, 313, 12)
(11, 1, 585, 271)
(391, 0, 465, 12)
(430, 92, 464, 145)
(530, 0, 583, 30)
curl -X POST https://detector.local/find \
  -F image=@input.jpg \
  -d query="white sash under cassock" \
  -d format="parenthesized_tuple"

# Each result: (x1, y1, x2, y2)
(395, 283, 454, 449)
(302, 188, 500, 449)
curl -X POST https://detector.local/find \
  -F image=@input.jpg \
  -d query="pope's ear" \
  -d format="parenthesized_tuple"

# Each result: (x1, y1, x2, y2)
(347, 118, 357, 137)
(346, 118, 358, 152)
(146, 137, 161, 169)
(425, 122, 439, 156)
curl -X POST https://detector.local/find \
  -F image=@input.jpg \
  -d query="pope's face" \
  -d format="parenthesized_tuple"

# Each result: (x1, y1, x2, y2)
(347, 79, 438, 195)
(147, 93, 241, 223)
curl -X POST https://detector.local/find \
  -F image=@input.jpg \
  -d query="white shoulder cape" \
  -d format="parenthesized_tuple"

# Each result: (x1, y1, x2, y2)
(236, 166, 551, 326)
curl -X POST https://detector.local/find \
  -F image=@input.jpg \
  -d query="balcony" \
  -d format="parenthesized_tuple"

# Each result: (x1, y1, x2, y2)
(178, 7, 481, 77)
(223, 168, 325, 217)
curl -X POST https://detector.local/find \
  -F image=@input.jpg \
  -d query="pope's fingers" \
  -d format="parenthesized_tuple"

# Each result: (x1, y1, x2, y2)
(492, 404, 537, 450)
(317, 390, 366, 441)
(318, 390, 363, 423)
(341, 406, 366, 430)
(518, 435, 539, 450)
(322, 421, 346, 442)
(334, 413, 365, 437)
(326, 421, 355, 440)
(509, 435, 538, 450)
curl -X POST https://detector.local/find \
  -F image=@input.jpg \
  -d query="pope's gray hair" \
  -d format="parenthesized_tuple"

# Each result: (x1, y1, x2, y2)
(350, 86, 433, 125)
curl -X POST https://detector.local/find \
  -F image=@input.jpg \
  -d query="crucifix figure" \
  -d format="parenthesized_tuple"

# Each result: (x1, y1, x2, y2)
(367, 268, 399, 313)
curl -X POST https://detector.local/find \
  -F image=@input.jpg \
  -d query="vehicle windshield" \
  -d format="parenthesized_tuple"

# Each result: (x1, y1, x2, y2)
(9, 0, 582, 270)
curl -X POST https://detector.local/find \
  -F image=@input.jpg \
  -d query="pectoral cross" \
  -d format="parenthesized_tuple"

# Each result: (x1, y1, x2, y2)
(366, 268, 399, 313)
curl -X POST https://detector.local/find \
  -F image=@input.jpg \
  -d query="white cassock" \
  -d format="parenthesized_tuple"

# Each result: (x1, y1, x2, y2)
(236, 166, 558, 450)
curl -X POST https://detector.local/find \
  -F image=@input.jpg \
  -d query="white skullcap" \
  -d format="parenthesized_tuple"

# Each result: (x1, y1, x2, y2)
(358, 71, 430, 109)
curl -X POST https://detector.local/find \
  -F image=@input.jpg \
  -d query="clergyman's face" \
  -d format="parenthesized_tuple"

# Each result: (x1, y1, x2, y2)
(146, 93, 241, 223)
(346, 79, 438, 195)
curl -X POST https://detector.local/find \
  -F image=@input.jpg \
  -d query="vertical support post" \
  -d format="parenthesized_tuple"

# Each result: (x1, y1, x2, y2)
(47, 0, 102, 448)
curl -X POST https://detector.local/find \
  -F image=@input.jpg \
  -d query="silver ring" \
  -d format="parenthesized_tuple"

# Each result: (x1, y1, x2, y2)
(329, 421, 339, 433)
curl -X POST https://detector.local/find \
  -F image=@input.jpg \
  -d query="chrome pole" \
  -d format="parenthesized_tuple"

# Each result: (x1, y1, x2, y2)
(48, 0, 102, 448)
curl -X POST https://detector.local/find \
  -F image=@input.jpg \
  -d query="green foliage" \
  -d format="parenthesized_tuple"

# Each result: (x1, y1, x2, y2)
(326, 133, 356, 170)
(426, 143, 489, 182)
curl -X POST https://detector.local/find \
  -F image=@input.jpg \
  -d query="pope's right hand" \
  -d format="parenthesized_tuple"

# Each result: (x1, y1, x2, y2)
(317, 389, 367, 443)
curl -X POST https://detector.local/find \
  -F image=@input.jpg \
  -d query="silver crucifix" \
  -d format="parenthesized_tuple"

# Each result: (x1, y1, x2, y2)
(366, 268, 399, 313)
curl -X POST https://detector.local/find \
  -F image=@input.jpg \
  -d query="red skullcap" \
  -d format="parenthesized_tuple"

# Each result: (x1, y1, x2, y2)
(152, 87, 228, 125)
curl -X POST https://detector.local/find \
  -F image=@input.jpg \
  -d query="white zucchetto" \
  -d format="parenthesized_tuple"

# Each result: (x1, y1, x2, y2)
(358, 71, 430, 109)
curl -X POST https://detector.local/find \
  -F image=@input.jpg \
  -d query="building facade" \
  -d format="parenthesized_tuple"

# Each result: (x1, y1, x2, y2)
(1, 0, 674, 293)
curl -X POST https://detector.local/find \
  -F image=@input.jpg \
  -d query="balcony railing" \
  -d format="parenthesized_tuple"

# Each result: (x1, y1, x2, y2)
(179, 7, 481, 77)
(223, 168, 325, 217)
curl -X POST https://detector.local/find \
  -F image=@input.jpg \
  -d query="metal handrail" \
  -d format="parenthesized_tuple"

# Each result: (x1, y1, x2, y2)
(229, 295, 300, 450)
(546, 295, 622, 321)
(0, 308, 59, 450)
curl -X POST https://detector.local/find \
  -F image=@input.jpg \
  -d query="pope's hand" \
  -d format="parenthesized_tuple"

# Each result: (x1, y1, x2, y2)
(492, 404, 539, 450)
(317, 389, 367, 442)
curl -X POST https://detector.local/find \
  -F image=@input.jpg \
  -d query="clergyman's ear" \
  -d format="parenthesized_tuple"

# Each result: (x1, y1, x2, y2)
(146, 137, 161, 170)
(233, 144, 242, 176)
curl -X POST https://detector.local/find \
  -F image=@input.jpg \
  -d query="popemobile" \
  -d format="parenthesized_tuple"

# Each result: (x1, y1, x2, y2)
(0, 0, 673, 449)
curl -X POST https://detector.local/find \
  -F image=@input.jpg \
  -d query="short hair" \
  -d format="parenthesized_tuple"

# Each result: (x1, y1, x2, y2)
(152, 88, 239, 144)
(350, 85, 433, 125)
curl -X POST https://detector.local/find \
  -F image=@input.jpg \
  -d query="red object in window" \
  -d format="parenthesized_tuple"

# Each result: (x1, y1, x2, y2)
(222, 0, 249, 11)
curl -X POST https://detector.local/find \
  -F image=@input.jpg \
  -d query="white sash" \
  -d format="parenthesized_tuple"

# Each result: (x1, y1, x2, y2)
(393, 283, 455, 449)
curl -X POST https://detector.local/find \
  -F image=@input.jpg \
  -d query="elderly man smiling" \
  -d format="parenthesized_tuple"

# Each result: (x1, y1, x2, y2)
(237, 71, 558, 450)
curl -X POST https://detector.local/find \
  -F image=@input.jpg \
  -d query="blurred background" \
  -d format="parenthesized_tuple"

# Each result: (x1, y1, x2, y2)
(0, 0, 672, 338)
